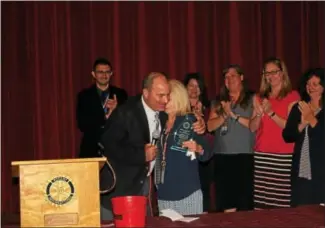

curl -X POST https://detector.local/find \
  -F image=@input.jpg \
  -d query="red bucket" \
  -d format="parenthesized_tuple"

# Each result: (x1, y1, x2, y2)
(111, 196, 147, 227)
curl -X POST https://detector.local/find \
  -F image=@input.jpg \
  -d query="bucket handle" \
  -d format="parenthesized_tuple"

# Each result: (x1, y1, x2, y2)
(98, 143, 117, 194)
(112, 206, 140, 220)
(113, 214, 123, 220)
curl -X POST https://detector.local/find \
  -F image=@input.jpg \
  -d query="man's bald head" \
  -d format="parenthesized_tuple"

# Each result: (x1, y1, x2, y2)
(142, 72, 170, 111)
(142, 72, 168, 90)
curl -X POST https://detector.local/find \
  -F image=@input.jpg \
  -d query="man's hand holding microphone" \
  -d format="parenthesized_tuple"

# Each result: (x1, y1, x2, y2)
(145, 130, 160, 162)
(145, 144, 157, 162)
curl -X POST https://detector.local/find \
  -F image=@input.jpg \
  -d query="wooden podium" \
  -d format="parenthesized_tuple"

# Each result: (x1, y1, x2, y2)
(12, 157, 106, 227)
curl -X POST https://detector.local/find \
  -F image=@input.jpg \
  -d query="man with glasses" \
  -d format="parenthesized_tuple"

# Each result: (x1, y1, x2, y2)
(76, 57, 128, 158)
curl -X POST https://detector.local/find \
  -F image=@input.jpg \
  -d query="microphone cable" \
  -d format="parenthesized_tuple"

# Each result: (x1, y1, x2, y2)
(98, 143, 116, 194)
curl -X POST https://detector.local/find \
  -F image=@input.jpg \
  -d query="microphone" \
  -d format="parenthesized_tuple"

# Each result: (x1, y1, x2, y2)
(151, 130, 160, 145)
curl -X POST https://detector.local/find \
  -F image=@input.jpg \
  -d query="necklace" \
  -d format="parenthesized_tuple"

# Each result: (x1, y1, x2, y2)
(160, 117, 178, 183)
(160, 129, 170, 184)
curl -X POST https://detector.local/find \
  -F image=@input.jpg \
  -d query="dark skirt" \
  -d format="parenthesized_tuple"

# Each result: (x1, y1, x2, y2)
(292, 177, 324, 207)
(253, 151, 292, 209)
(214, 154, 254, 211)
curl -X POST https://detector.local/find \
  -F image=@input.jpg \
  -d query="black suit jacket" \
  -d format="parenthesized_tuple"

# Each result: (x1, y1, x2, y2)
(76, 84, 128, 158)
(100, 95, 167, 210)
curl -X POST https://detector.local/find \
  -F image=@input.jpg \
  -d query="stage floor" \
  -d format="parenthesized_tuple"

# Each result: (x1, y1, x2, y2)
(2, 205, 324, 227)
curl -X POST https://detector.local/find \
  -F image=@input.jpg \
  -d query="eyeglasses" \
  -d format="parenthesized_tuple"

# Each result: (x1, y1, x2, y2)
(95, 70, 113, 76)
(307, 82, 321, 87)
(224, 74, 240, 79)
(263, 70, 281, 77)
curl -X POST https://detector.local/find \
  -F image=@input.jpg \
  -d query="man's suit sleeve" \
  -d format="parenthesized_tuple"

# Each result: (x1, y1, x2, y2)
(194, 133, 213, 162)
(119, 89, 128, 105)
(76, 91, 105, 133)
(113, 86, 128, 106)
(101, 106, 146, 166)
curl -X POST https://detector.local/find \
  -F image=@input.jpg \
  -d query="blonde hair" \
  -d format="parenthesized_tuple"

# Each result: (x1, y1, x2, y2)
(260, 57, 292, 99)
(169, 79, 191, 115)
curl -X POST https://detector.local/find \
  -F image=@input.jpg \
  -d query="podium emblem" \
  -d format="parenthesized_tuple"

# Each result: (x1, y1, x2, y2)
(45, 176, 75, 206)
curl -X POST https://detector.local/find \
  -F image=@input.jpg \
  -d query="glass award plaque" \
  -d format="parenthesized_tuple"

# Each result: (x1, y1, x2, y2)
(170, 114, 196, 153)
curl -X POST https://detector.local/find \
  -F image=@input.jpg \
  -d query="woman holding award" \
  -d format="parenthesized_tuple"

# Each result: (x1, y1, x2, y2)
(155, 79, 212, 215)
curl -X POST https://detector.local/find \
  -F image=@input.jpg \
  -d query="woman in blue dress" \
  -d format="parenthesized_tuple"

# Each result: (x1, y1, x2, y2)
(155, 79, 212, 215)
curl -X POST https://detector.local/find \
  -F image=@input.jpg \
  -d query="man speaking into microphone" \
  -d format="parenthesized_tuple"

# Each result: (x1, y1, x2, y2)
(100, 72, 206, 221)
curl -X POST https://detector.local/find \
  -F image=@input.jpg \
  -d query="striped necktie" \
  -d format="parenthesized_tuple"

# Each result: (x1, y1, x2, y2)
(148, 112, 160, 177)
(153, 112, 160, 135)
(154, 112, 162, 185)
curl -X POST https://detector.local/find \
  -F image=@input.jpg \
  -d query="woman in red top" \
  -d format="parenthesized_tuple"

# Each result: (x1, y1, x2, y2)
(250, 57, 300, 209)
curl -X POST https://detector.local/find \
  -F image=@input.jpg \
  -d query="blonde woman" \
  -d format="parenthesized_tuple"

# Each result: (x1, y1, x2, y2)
(250, 57, 300, 209)
(155, 79, 212, 215)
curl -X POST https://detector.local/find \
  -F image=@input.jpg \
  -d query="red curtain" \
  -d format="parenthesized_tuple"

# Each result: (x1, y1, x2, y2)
(2, 1, 324, 215)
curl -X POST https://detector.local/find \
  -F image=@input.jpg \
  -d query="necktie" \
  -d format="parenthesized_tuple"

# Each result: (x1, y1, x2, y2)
(101, 91, 109, 114)
(153, 112, 160, 138)
(152, 112, 161, 183)
(101, 91, 108, 103)
(148, 112, 160, 177)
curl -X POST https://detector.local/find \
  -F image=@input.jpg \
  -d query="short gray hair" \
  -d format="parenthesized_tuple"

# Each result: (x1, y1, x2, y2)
(142, 72, 168, 90)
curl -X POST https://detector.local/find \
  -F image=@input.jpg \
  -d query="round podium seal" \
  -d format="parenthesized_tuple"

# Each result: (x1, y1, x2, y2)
(45, 176, 75, 206)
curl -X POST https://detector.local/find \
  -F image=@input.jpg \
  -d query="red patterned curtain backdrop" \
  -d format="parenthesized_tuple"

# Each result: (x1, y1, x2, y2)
(1, 1, 324, 215)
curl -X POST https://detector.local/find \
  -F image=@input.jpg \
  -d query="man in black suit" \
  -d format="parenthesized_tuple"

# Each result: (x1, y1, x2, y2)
(100, 72, 206, 220)
(76, 57, 128, 158)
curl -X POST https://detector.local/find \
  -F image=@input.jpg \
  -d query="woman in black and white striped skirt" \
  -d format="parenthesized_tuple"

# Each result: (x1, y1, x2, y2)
(249, 58, 300, 209)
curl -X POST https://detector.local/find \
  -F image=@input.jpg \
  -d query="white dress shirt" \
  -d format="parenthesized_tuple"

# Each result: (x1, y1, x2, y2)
(141, 96, 161, 176)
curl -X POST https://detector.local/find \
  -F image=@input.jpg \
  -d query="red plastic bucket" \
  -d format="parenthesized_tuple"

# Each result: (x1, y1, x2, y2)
(111, 196, 147, 227)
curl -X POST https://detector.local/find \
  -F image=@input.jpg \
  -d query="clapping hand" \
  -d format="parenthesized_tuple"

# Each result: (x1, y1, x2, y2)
(221, 101, 232, 117)
(261, 99, 273, 115)
(298, 101, 314, 123)
(192, 112, 206, 135)
(192, 101, 204, 117)
(253, 96, 264, 117)
(105, 94, 118, 118)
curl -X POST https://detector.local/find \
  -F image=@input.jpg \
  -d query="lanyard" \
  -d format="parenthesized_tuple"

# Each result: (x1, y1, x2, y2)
(160, 129, 170, 184)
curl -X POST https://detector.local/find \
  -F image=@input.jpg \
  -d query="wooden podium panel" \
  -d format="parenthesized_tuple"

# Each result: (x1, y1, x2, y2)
(12, 158, 106, 227)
